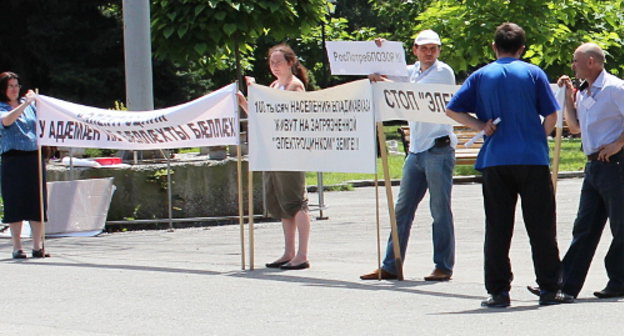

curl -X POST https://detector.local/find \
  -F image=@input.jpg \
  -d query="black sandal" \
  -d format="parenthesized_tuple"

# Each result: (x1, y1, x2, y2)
(265, 260, 291, 268)
(12, 250, 27, 259)
(32, 249, 50, 258)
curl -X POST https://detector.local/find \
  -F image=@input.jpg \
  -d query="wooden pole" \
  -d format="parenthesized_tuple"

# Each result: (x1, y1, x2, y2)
(551, 126, 563, 193)
(234, 72, 246, 271)
(376, 122, 403, 280)
(37, 146, 45, 251)
(237, 145, 245, 270)
(35, 89, 46, 252)
(374, 174, 382, 280)
(158, 149, 174, 232)
(248, 169, 255, 270)
(551, 87, 567, 193)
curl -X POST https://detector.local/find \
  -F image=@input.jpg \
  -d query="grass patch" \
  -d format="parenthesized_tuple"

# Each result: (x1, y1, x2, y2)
(305, 154, 479, 186)
(306, 138, 586, 187)
(178, 147, 200, 154)
(550, 138, 585, 171)
(305, 154, 406, 186)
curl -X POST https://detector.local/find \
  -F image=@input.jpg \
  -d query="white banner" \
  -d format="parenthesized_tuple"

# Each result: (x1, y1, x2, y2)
(36, 83, 239, 149)
(247, 80, 376, 173)
(372, 82, 459, 124)
(325, 41, 408, 77)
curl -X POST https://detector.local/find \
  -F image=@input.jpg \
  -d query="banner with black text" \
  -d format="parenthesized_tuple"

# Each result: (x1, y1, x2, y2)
(36, 83, 239, 149)
(325, 41, 408, 77)
(372, 82, 459, 124)
(247, 80, 376, 173)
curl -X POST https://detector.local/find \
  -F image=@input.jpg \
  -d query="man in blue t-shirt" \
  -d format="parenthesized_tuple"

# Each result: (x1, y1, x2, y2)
(446, 22, 572, 307)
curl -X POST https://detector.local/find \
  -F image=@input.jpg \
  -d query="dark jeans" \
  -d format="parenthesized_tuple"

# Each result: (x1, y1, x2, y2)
(561, 154, 624, 296)
(482, 165, 560, 294)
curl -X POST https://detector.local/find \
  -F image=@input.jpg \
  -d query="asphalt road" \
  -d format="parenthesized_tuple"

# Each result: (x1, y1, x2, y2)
(1, 178, 622, 335)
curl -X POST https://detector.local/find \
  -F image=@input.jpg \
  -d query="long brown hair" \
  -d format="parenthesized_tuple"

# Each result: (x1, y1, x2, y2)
(268, 43, 309, 88)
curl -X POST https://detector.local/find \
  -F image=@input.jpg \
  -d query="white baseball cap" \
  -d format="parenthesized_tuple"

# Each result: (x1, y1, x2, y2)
(414, 29, 441, 46)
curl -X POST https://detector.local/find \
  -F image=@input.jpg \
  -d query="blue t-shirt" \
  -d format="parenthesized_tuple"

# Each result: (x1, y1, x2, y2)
(0, 100, 38, 154)
(446, 57, 559, 170)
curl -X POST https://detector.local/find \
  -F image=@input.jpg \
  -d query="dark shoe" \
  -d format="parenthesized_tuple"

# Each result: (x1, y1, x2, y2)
(265, 260, 290, 268)
(32, 249, 50, 258)
(280, 261, 310, 270)
(424, 268, 452, 281)
(593, 287, 624, 299)
(481, 293, 510, 308)
(539, 291, 575, 305)
(360, 268, 398, 280)
(526, 285, 540, 296)
(12, 250, 27, 259)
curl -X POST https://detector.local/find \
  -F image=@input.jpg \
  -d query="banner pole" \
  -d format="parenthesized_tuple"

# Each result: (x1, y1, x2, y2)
(551, 126, 563, 193)
(234, 79, 246, 270)
(316, 172, 328, 220)
(376, 122, 403, 280)
(374, 173, 382, 280)
(237, 145, 246, 270)
(248, 168, 255, 270)
(37, 146, 45, 252)
(158, 149, 174, 232)
(35, 89, 46, 253)
(551, 87, 566, 193)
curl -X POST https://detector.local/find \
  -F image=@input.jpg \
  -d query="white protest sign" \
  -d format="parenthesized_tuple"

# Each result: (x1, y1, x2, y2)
(372, 81, 459, 124)
(325, 41, 408, 77)
(36, 83, 239, 149)
(247, 79, 376, 173)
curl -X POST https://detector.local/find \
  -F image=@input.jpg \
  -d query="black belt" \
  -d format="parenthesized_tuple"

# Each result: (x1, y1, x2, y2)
(1, 149, 38, 157)
(434, 135, 451, 148)
(587, 149, 624, 161)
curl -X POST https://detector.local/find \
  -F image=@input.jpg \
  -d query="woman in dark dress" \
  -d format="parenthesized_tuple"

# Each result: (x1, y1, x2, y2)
(0, 72, 49, 259)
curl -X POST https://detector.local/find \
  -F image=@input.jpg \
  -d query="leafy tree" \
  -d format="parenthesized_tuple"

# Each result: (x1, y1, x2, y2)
(296, 17, 379, 88)
(409, 0, 624, 80)
(368, 0, 432, 45)
(335, 0, 393, 32)
(235, 13, 380, 91)
(0, 0, 202, 108)
(0, 0, 125, 107)
(151, 0, 328, 76)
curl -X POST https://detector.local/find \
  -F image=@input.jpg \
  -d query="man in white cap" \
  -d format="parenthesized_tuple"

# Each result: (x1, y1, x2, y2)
(361, 29, 456, 281)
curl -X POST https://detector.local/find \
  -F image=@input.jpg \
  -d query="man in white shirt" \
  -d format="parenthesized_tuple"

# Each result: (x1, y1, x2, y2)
(361, 30, 456, 281)
(529, 43, 624, 299)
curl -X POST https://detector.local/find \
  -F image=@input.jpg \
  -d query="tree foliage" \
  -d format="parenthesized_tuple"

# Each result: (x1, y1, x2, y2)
(0, 0, 124, 107)
(0, 0, 203, 108)
(149, 0, 624, 92)
(151, 0, 327, 74)
(4, 0, 623, 107)
(368, 0, 432, 44)
(407, 0, 624, 79)
(296, 17, 379, 88)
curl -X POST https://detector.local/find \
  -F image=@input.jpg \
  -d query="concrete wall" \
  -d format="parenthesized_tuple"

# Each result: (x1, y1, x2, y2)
(46, 158, 264, 221)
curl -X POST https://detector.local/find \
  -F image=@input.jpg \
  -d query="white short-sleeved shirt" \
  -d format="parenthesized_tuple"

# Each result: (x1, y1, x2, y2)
(391, 60, 457, 153)
(576, 70, 624, 155)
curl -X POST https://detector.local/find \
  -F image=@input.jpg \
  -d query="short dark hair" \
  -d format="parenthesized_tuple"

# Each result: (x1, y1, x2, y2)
(494, 22, 525, 54)
(0, 71, 19, 102)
